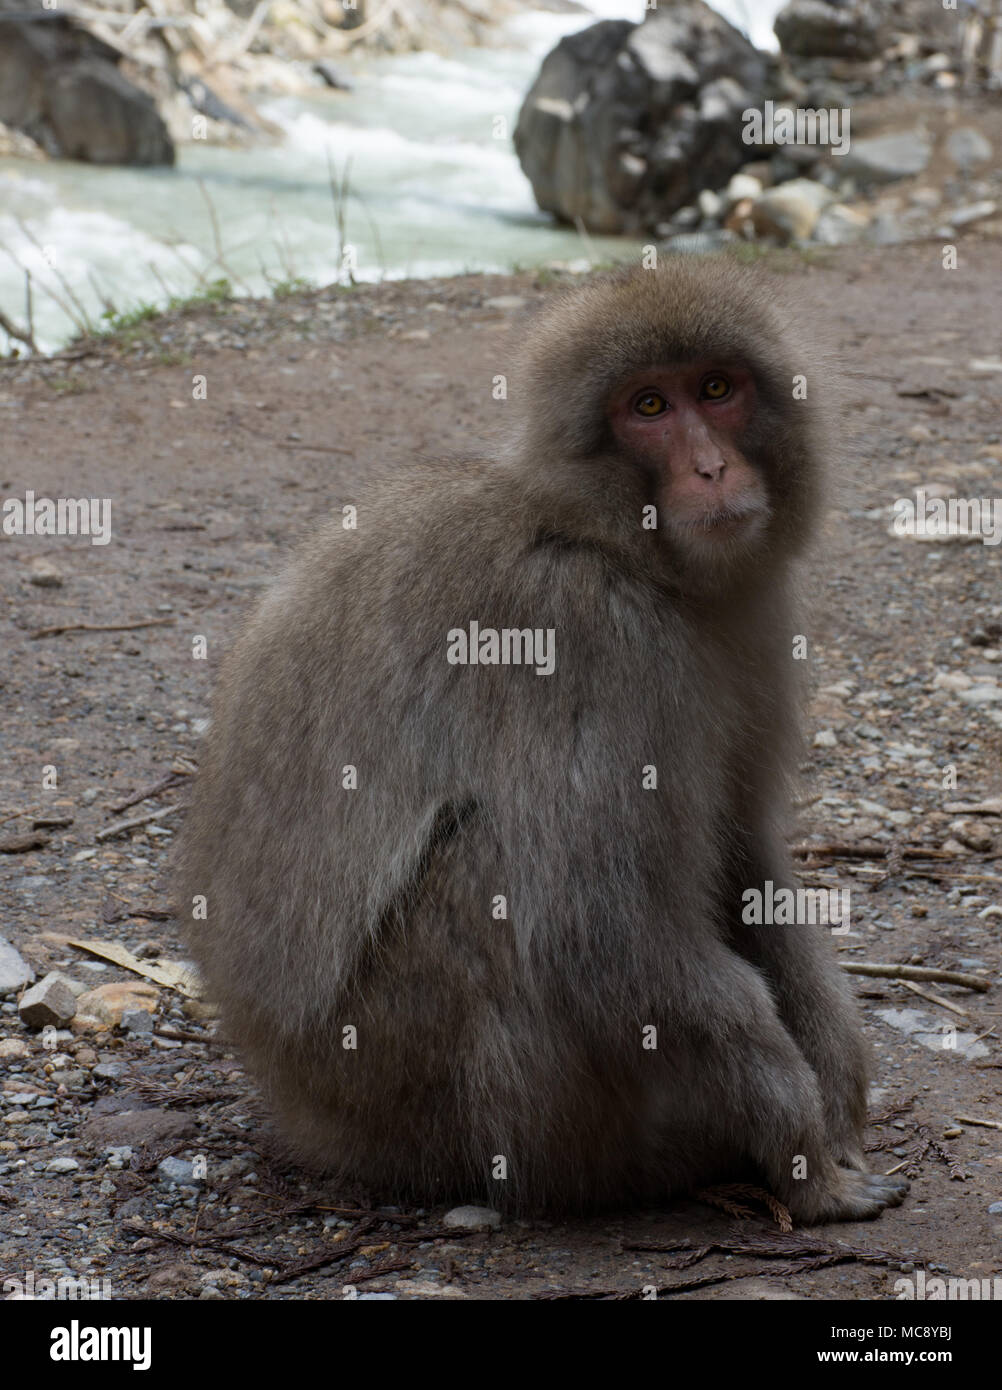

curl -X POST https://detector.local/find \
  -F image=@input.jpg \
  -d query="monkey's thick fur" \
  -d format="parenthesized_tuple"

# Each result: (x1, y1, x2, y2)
(178, 262, 907, 1221)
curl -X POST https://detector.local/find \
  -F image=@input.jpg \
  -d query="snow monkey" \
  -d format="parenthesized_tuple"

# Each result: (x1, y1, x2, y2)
(177, 260, 908, 1223)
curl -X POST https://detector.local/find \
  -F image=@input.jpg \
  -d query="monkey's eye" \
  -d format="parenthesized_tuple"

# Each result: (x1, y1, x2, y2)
(634, 391, 667, 417)
(700, 375, 731, 400)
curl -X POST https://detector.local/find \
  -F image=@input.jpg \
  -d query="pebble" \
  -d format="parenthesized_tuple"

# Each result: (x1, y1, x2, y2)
(442, 1204, 501, 1231)
(950, 201, 997, 227)
(27, 557, 64, 588)
(989, 1202, 1002, 1215)
(92, 1061, 125, 1080)
(812, 203, 870, 246)
(945, 128, 993, 170)
(46, 1156, 80, 1174)
(483, 296, 527, 311)
(18, 972, 78, 1028)
(157, 1157, 201, 1186)
(122, 1009, 155, 1034)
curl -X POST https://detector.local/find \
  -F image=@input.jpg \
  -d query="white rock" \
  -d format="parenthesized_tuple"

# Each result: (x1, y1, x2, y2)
(28, 558, 64, 588)
(724, 173, 762, 206)
(752, 179, 834, 242)
(951, 201, 997, 227)
(0, 936, 34, 996)
(46, 1157, 80, 1173)
(442, 1204, 501, 1231)
(484, 296, 527, 311)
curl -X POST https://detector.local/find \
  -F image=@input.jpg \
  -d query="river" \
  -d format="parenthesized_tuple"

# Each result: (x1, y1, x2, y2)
(0, 1, 782, 351)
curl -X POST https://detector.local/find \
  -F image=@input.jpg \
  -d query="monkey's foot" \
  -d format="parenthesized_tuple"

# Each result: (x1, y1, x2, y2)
(794, 1168, 910, 1224)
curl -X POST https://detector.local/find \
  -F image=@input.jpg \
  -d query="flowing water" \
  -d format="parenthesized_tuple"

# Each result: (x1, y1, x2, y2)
(0, 0, 782, 350)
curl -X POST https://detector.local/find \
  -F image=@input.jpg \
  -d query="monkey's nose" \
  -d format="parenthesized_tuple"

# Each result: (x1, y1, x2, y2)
(695, 455, 726, 482)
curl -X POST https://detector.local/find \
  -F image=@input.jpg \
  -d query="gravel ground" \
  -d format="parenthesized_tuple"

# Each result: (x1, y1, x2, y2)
(0, 241, 1000, 1301)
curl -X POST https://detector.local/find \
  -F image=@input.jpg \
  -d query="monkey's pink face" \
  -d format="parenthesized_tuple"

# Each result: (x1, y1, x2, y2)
(608, 363, 771, 561)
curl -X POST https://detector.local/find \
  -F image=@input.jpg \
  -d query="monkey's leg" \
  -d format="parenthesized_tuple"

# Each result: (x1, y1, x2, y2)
(725, 841, 904, 1190)
(672, 943, 906, 1223)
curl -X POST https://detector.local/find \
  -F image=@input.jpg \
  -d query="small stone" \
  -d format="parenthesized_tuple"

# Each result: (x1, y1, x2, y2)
(950, 201, 997, 227)
(484, 296, 527, 311)
(314, 59, 353, 91)
(91, 1061, 126, 1080)
(0, 1038, 29, 1060)
(18, 972, 78, 1028)
(670, 206, 700, 230)
(841, 132, 932, 184)
(27, 557, 64, 588)
(697, 188, 723, 220)
(724, 172, 762, 206)
(158, 1156, 201, 1186)
(442, 1204, 501, 1231)
(813, 729, 837, 748)
(945, 128, 992, 170)
(122, 1009, 155, 1034)
(812, 203, 870, 246)
(0, 936, 34, 995)
(751, 179, 833, 242)
(46, 1156, 80, 1173)
(989, 1201, 1002, 1215)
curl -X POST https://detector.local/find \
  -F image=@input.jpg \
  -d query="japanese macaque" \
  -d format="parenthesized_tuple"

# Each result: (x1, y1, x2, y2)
(177, 259, 908, 1223)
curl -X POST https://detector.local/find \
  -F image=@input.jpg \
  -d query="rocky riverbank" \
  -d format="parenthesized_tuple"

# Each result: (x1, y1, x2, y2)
(0, 0, 566, 162)
(514, 0, 1002, 248)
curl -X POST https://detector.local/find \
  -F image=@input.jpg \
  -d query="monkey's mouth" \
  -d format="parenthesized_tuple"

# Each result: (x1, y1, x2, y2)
(691, 503, 767, 539)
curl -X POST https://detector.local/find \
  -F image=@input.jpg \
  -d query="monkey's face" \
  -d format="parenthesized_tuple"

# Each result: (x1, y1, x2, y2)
(607, 361, 772, 574)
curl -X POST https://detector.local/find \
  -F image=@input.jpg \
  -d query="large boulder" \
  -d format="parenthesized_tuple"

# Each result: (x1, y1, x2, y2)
(773, 1, 884, 60)
(514, 1, 767, 234)
(0, 8, 174, 165)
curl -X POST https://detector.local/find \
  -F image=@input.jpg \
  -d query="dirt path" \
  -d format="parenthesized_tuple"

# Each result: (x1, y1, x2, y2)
(1, 244, 1000, 1300)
